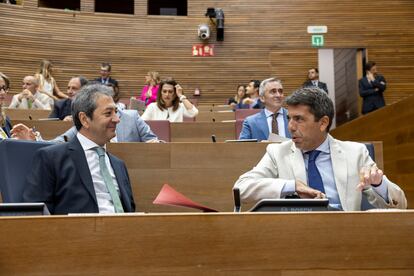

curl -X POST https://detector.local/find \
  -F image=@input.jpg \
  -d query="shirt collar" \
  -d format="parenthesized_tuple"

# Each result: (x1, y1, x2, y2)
(77, 132, 107, 151)
(303, 135, 330, 155)
(264, 108, 282, 118)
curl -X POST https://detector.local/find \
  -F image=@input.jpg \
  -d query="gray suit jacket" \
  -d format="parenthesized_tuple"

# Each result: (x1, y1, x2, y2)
(234, 135, 407, 211)
(52, 109, 157, 143)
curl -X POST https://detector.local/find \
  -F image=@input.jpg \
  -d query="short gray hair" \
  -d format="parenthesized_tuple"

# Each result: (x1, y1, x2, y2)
(72, 83, 114, 130)
(285, 87, 334, 131)
(259, 78, 282, 97)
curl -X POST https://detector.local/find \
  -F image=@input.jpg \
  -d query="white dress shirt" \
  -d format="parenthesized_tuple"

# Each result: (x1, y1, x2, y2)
(264, 108, 286, 138)
(77, 132, 121, 214)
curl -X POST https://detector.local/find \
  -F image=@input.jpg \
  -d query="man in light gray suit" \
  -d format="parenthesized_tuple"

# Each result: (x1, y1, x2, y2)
(11, 105, 158, 143)
(51, 109, 158, 143)
(234, 87, 406, 211)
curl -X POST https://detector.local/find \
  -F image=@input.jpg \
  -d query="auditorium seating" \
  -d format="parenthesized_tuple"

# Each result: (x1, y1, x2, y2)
(4, 108, 51, 120)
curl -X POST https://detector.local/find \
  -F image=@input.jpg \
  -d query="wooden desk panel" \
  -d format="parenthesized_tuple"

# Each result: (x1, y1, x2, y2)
(171, 122, 236, 142)
(11, 119, 73, 140)
(0, 212, 413, 275)
(4, 108, 51, 120)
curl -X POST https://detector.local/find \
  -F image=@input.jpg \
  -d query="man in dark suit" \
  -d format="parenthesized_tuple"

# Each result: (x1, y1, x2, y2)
(95, 62, 118, 87)
(49, 76, 88, 121)
(359, 61, 386, 114)
(303, 67, 328, 94)
(23, 83, 135, 214)
(239, 78, 291, 141)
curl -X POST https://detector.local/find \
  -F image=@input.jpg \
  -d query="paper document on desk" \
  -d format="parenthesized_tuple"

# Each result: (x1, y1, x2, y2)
(268, 133, 290, 143)
(153, 184, 218, 212)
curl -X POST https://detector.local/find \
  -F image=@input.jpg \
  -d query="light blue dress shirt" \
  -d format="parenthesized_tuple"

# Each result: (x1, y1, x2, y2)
(281, 137, 389, 210)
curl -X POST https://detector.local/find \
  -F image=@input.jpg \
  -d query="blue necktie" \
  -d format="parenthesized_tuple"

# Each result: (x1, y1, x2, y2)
(307, 150, 325, 193)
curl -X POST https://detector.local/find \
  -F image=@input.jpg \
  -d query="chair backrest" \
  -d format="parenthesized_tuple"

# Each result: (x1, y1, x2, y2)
(235, 120, 243, 139)
(235, 109, 260, 121)
(129, 98, 146, 114)
(0, 139, 52, 203)
(145, 120, 171, 142)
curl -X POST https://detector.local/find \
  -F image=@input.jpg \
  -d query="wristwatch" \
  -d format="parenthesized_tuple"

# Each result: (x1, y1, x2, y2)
(179, 95, 187, 102)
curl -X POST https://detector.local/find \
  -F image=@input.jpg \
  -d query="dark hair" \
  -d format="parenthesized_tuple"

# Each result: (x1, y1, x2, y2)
(101, 62, 112, 72)
(156, 78, 180, 111)
(285, 87, 334, 132)
(77, 76, 89, 87)
(105, 82, 121, 103)
(310, 67, 319, 74)
(0, 72, 10, 89)
(72, 83, 114, 130)
(250, 80, 261, 89)
(364, 61, 376, 72)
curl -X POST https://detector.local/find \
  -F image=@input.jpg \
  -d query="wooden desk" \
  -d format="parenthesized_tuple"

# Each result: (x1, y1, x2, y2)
(108, 142, 384, 213)
(0, 212, 413, 275)
(11, 119, 73, 140)
(170, 122, 235, 142)
(108, 142, 269, 212)
(4, 108, 51, 120)
(196, 110, 235, 122)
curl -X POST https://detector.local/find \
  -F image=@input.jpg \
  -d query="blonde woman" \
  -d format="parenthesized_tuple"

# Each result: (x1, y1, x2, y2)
(35, 59, 68, 101)
(138, 71, 160, 106)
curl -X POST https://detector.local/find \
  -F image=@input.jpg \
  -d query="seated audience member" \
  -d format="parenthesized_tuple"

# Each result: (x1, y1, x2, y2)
(239, 78, 290, 141)
(234, 87, 407, 211)
(139, 71, 160, 106)
(9, 75, 53, 110)
(35, 59, 68, 100)
(141, 78, 198, 122)
(49, 76, 88, 121)
(106, 83, 126, 111)
(0, 72, 12, 138)
(359, 61, 386, 115)
(228, 84, 246, 106)
(303, 67, 328, 93)
(95, 62, 118, 87)
(23, 83, 136, 214)
(237, 80, 264, 109)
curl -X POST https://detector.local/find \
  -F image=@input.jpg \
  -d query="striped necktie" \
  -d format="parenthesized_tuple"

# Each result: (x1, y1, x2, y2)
(271, 113, 279, 134)
(94, 147, 124, 213)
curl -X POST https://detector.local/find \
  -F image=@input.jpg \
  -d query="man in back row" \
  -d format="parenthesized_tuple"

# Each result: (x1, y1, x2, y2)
(23, 83, 135, 214)
(49, 76, 88, 121)
(239, 78, 290, 141)
(234, 87, 406, 210)
(9, 76, 53, 110)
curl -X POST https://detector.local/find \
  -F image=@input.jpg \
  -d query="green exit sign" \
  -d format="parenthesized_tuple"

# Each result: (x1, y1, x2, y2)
(311, 35, 324, 47)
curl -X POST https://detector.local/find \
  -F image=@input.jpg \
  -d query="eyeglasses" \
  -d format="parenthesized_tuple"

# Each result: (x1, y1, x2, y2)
(0, 86, 8, 91)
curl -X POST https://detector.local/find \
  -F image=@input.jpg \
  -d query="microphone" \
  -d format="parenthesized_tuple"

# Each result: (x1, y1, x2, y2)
(233, 188, 241, 212)
(211, 135, 216, 143)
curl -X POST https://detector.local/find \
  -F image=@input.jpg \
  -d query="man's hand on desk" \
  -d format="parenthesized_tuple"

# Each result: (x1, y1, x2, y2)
(295, 180, 326, 199)
(357, 165, 383, 191)
(10, 123, 36, 141)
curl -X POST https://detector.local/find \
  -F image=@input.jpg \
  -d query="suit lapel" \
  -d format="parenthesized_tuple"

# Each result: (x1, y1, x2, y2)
(289, 143, 307, 183)
(256, 110, 269, 140)
(68, 137, 98, 206)
(108, 154, 129, 211)
(329, 136, 348, 209)
(281, 108, 291, 138)
(115, 111, 125, 141)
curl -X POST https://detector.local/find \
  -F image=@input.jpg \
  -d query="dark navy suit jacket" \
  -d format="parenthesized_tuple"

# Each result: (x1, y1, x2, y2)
(303, 80, 328, 93)
(359, 75, 386, 114)
(239, 108, 291, 141)
(23, 136, 135, 214)
(49, 98, 72, 120)
(2, 116, 12, 137)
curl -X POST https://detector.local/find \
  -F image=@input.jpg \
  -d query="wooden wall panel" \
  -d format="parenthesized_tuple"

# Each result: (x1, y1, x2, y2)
(80, 0, 94, 13)
(0, 0, 413, 105)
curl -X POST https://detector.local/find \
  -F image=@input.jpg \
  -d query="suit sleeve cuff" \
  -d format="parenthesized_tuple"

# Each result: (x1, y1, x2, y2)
(281, 180, 296, 198)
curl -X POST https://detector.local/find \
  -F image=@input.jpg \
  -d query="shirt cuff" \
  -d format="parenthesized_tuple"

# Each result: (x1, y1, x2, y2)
(372, 177, 389, 201)
(281, 180, 296, 198)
